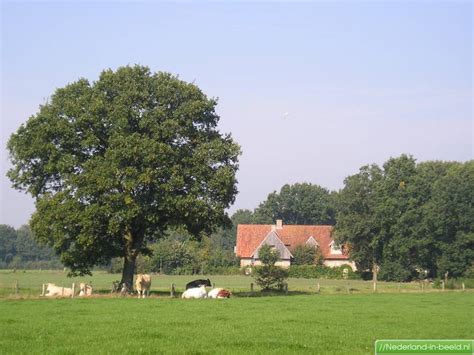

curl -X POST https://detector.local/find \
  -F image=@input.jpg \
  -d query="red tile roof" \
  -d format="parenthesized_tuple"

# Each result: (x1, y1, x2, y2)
(236, 224, 349, 260)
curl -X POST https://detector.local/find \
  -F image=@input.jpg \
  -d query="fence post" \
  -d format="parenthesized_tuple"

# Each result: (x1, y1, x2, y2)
(317, 282, 320, 294)
(72, 283, 75, 298)
(42, 283, 46, 296)
(250, 283, 254, 295)
(462, 283, 465, 291)
(15, 280, 19, 296)
(170, 283, 175, 297)
(284, 282, 288, 295)
(398, 283, 401, 292)
(346, 281, 350, 294)
(441, 281, 445, 291)
(373, 281, 377, 293)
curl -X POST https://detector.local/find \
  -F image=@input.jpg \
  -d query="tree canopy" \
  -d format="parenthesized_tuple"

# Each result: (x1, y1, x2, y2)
(7, 65, 240, 286)
(335, 155, 474, 281)
(253, 183, 336, 225)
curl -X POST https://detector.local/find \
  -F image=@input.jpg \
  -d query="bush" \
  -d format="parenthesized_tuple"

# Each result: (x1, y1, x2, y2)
(289, 264, 359, 279)
(253, 245, 289, 290)
(378, 260, 414, 282)
(253, 265, 289, 290)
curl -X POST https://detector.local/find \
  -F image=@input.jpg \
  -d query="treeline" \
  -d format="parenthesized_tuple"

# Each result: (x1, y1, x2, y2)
(336, 156, 473, 281)
(234, 155, 473, 281)
(109, 228, 240, 275)
(2, 155, 472, 282)
(0, 225, 62, 269)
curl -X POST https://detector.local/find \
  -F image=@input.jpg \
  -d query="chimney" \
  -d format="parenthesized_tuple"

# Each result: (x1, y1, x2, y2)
(276, 219, 283, 230)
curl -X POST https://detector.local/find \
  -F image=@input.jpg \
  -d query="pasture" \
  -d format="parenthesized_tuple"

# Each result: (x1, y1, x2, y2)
(0, 270, 472, 354)
(1, 293, 472, 354)
(0, 270, 456, 298)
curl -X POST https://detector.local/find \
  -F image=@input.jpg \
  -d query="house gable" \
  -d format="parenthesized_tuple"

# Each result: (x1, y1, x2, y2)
(305, 236, 319, 248)
(329, 240, 342, 255)
(252, 231, 293, 260)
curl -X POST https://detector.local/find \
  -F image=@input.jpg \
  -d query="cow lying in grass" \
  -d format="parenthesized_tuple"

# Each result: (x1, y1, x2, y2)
(207, 288, 231, 299)
(181, 285, 208, 299)
(135, 274, 151, 298)
(44, 283, 73, 297)
(185, 279, 211, 290)
(79, 283, 93, 296)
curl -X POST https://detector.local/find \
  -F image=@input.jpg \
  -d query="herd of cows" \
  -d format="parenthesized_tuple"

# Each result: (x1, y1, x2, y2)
(42, 274, 231, 299)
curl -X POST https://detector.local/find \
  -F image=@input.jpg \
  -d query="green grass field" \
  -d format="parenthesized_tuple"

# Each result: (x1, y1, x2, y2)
(0, 270, 452, 298)
(1, 293, 472, 354)
(0, 270, 472, 354)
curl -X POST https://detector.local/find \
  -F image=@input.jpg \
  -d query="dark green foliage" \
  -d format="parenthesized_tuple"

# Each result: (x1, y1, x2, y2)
(0, 224, 61, 269)
(292, 245, 324, 265)
(0, 225, 17, 264)
(231, 209, 255, 225)
(336, 155, 474, 281)
(253, 265, 289, 290)
(257, 244, 280, 265)
(7, 65, 240, 282)
(253, 183, 336, 225)
(253, 245, 289, 290)
(334, 163, 383, 279)
(289, 265, 359, 279)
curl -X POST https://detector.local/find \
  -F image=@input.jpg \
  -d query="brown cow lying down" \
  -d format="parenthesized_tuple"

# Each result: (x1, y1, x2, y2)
(79, 283, 93, 296)
(44, 283, 73, 297)
(207, 288, 232, 299)
(135, 274, 151, 298)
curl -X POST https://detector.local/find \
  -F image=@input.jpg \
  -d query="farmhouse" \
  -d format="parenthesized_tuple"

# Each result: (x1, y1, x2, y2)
(235, 220, 355, 270)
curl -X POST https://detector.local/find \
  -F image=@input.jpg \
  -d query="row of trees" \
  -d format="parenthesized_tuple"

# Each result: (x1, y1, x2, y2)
(232, 157, 473, 281)
(0, 224, 61, 269)
(232, 183, 336, 226)
(4, 65, 472, 283)
(2, 155, 472, 281)
(336, 156, 473, 281)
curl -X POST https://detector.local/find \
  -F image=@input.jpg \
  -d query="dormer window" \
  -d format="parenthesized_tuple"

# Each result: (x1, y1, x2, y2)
(330, 241, 342, 255)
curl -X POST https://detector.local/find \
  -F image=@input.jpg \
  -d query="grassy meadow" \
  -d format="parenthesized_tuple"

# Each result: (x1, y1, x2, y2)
(1, 270, 472, 354)
(1, 292, 472, 354)
(0, 270, 453, 298)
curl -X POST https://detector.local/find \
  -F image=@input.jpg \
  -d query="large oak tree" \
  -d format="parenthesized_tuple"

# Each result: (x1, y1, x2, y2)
(7, 65, 240, 287)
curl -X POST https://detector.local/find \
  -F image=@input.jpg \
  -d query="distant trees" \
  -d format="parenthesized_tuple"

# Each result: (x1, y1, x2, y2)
(252, 183, 336, 225)
(0, 224, 61, 269)
(335, 155, 474, 281)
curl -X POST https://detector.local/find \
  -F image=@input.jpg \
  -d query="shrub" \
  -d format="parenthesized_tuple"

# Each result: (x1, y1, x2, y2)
(289, 264, 359, 279)
(253, 245, 289, 290)
(253, 265, 289, 290)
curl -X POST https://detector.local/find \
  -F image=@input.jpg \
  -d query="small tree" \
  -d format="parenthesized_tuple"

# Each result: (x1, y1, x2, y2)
(253, 244, 289, 291)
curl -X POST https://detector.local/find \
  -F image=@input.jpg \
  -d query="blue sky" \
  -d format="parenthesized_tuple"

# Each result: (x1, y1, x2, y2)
(1, 1, 472, 228)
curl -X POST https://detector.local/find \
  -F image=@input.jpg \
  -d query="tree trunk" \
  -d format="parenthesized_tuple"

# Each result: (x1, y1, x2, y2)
(121, 254, 137, 292)
(120, 228, 142, 292)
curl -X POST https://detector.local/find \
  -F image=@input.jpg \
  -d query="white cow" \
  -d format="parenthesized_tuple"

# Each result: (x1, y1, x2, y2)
(44, 283, 73, 297)
(79, 283, 93, 296)
(181, 285, 208, 299)
(207, 288, 232, 299)
(135, 274, 152, 298)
